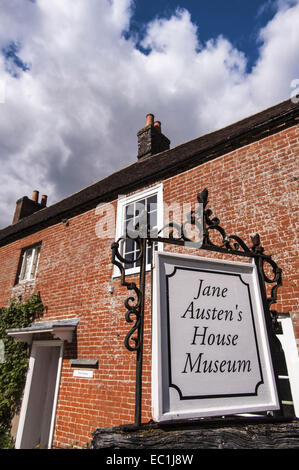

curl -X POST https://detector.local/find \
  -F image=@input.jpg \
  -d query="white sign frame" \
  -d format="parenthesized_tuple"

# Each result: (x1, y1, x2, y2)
(152, 251, 280, 422)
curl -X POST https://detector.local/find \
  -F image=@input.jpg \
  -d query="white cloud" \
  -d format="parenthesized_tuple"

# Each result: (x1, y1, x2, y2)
(249, 0, 299, 104)
(0, 0, 298, 228)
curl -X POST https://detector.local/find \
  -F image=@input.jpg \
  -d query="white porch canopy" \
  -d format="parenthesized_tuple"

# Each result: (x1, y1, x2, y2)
(6, 318, 79, 344)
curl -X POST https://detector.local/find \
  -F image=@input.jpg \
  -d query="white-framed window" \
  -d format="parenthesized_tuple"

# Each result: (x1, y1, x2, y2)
(16, 243, 41, 283)
(114, 184, 163, 276)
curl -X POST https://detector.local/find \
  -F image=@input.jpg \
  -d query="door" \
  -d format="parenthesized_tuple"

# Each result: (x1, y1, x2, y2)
(15, 341, 63, 449)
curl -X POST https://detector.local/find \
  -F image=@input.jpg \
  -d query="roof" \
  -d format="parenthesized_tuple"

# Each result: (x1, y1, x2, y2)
(0, 98, 298, 247)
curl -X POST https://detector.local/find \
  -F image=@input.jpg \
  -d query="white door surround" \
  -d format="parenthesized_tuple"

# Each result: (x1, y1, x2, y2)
(15, 340, 64, 449)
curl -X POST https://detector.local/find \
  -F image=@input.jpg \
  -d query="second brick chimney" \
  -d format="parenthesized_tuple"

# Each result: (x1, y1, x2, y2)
(137, 114, 170, 160)
(12, 190, 48, 224)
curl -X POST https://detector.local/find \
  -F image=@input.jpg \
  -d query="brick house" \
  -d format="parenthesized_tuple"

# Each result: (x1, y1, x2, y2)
(0, 98, 298, 448)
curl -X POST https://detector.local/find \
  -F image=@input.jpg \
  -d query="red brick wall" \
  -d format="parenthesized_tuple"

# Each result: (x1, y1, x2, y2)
(0, 123, 298, 447)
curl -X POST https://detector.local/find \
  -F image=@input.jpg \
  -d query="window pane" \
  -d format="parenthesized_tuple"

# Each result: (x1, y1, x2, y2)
(125, 203, 134, 220)
(136, 248, 141, 267)
(135, 199, 145, 217)
(30, 246, 41, 279)
(124, 218, 130, 235)
(125, 238, 135, 253)
(124, 252, 134, 269)
(125, 213, 138, 239)
(19, 251, 27, 281)
(148, 210, 157, 228)
(23, 248, 33, 280)
(147, 195, 157, 213)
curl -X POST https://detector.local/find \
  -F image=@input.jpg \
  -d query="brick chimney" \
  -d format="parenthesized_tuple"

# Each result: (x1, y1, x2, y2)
(137, 114, 170, 159)
(12, 190, 48, 224)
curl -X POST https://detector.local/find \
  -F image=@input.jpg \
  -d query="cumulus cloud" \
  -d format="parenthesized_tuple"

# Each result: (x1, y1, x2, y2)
(0, 0, 298, 228)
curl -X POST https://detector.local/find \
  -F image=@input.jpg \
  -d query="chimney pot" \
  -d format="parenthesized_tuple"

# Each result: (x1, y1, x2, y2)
(145, 114, 154, 127)
(41, 195, 48, 207)
(154, 121, 161, 133)
(32, 190, 39, 203)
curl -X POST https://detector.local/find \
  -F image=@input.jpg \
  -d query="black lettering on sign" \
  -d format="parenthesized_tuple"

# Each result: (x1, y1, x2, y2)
(182, 352, 252, 374)
(191, 326, 239, 346)
(194, 279, 228, 300)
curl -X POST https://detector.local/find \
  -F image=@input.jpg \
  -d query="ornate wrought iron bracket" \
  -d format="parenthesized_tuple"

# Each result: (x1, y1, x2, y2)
(111, 188, 284, 426)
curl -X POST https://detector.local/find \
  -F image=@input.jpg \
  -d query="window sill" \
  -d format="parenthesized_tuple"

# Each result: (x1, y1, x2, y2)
(112, 264, 152, 278)
(13, 278, 37, 287)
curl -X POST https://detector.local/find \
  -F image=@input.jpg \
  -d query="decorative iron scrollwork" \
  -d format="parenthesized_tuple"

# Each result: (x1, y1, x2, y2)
(198, 188, 253, 254)
(198, 189, 282, 329)
(256, 255, 283, 332)
(111, 238, 144, 352)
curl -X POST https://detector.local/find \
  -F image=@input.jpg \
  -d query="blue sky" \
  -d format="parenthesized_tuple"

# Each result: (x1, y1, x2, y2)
(130, 0, 278, 71)
(0, 0, 298, 228)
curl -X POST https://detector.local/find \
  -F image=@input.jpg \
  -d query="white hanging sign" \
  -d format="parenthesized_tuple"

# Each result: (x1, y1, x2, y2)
(152, 251, 279, 422)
